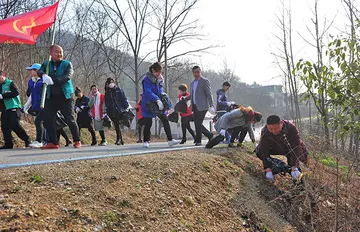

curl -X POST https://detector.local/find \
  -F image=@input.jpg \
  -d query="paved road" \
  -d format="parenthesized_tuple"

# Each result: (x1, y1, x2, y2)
(0, 141, 207, 169)
(0, 128, 260, 169)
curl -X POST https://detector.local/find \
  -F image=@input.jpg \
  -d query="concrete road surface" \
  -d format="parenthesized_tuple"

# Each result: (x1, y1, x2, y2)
(0, 129, 260, 169)
(0, 141, 207, 169)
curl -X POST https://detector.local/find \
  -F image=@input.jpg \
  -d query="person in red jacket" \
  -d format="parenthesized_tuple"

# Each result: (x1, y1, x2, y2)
(178, 84, 196, 144)
(135, 94, 146, 143)
(89, 85, 107, 146)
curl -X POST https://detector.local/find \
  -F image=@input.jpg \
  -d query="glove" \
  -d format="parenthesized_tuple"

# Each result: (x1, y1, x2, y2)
(0, 94, 3, 100)
(209, 106, 216, 115)
(157, 100, 164, 111)
(265, 169, 274, 181)
(227, 101, 235, 106)
(42, 74, 54, 85)
(80, 105, 86, 109)
(291, 167, 301, 180)
(102, 113, 108, 119)
(219, 129, 226, 136)
(75, 107, 81, 113)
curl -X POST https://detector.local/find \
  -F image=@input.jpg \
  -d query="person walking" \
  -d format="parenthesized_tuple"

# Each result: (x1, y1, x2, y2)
(141, 62, 179, 148)
(89, 85, 107, 146)
(0, 70, 31, 149)
(38, 44, 81, 149)
(74, 87, 97, 146)
(135, 94, 146, 143)
(23, 63, 45, 148)
(104, 78, 129, 145)
(190, 66, 215, 146)
(177, 84, 195, 144)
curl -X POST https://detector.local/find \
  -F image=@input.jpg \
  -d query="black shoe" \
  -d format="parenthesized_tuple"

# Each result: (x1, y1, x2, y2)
(0, 145, 13, 149)
(180, 138, 187, 144)
(65, 140, 72, 147)
(115, 140, 124, 145)
(91, 140, 97, 146)
(195, 143, 202, 146)
(25, 139, 31, 148)
(205, 134, 225, 149)
(137, 139, 142, 143)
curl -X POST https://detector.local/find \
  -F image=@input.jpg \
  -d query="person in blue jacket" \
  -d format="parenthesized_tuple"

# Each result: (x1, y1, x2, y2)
(23, 63, 45, 148)
(216, 81, 234, 116)
(141, 62, 179, 148)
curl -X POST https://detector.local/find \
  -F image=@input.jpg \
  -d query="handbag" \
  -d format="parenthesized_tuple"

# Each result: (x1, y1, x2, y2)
(120, 110, 135, 127)
(168, 111, 179, 123)
(55, 112, 68, 130)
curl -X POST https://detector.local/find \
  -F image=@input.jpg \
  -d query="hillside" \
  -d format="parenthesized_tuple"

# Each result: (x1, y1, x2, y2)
(1, 144, 359, 231)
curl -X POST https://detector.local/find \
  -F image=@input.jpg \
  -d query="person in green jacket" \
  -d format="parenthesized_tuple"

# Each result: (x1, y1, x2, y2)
(0, 71, 31, 149)
(37, 44, 81, 149)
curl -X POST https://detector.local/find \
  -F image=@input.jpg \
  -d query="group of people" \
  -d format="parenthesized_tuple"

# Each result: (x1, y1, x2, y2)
(0, 44, 309, 181)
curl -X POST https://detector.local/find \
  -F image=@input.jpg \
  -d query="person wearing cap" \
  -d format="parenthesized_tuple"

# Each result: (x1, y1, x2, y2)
(206, 106, 262, 149)
(37, 44, 81, 149)
(74, 87, 96, 146)
(256, 115, 308, 181)
(0, 70, 31, 149)
(23, 63, 46, 148)
(88, 84, 107, 146)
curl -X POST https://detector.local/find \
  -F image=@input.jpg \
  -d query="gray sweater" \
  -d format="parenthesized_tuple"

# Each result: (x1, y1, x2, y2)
(214, 109, 255, 141)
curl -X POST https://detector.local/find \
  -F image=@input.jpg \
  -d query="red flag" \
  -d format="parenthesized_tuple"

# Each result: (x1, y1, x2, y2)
(0, 1, 59, 45)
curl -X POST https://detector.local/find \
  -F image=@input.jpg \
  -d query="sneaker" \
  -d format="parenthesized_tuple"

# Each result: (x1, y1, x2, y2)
(195, 143, 202, 146)
(74, 141, 81, 148)
(29, 141, 43, 148)
(99, 141, 108, 146)
(136, 139, 143, 143)
(168, 139, 180, 147)
(41, 143, 60, 149)
(143, 141, 149, 148)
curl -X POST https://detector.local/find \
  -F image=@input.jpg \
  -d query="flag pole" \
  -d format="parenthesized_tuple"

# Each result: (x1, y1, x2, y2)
(40, 2, 57, 109)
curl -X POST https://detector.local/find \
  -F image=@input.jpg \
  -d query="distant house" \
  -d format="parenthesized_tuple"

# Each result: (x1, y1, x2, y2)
(250, 85, 285, 108)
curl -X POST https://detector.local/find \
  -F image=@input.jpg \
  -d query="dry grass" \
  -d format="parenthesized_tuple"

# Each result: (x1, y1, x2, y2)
(0, 143, 359, 232)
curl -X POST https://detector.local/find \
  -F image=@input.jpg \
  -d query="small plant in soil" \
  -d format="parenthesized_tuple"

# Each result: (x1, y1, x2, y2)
(29, 175, 42, 183)
(220, 159, 230, 167)
(199, 218, 205, 224)
(11, 186, 21, 193)
(203, 162, 211, 172)
(118, 200, 131, 207)
(157, 208, 164, 215)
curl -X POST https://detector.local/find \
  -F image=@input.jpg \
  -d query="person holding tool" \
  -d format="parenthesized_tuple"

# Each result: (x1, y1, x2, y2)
(38, 44, 81, 149)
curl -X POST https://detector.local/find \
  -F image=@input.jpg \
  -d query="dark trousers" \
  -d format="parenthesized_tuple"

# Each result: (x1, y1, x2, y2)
(34, 111, 44, 142)
(1, 109, 30, 147)
(43, 95, 80, 145)
(193, 105, 212, 143)
(230, 126, 248, 143)
(181, 115, 195, 139)
(57, 128, 71, 143)
(143, 114, 173, 142)
(99, 130, 106, 142)
(137, 118, 146, 141)
(79, 123, 96, 143)
(109, 115, 123, 142)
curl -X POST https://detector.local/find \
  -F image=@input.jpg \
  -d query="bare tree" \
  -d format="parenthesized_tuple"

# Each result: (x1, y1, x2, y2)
(273, 0, 302, 127)
(96, 0, 152, 102)
(150, 0, 216, 92)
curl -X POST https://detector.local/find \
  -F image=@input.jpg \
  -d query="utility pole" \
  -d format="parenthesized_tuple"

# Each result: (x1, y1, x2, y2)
(164, 36, 168, 93)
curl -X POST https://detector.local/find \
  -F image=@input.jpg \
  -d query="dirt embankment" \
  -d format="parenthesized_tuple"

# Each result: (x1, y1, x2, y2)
(1, 145, 359, 231)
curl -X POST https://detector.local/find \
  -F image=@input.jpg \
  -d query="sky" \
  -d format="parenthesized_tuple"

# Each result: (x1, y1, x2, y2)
(173, 0, 348, 85)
